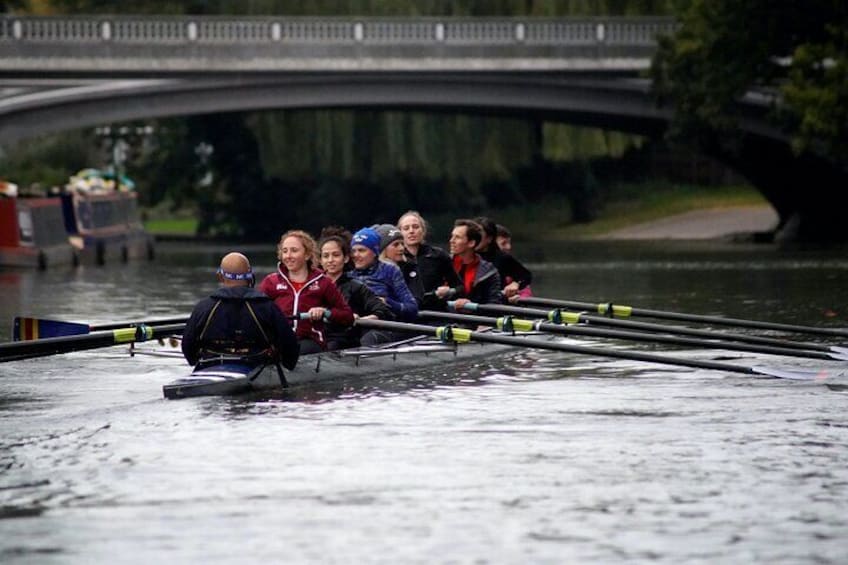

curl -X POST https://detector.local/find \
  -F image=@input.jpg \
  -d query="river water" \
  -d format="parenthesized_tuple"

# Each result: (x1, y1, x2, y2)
(1, 240, 847, 563)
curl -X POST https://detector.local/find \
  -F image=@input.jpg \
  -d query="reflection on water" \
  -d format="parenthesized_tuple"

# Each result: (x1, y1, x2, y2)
(1, 240, 848, 563)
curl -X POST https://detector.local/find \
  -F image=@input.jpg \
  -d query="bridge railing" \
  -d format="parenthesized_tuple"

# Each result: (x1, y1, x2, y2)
(0, 15, 676, 44)
(0, 15, 677, 73)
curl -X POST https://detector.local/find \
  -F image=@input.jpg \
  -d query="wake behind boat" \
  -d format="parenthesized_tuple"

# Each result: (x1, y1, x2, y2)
(162, 333, 521, 399)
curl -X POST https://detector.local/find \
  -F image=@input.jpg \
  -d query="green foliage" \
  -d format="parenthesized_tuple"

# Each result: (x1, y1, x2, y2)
(0, 133, 97, 191)
(652, 0, 848, 164)
(782, 25, 848, 163)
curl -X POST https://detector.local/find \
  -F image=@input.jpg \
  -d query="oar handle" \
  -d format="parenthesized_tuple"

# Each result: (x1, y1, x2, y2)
(296, 309, 331, 321)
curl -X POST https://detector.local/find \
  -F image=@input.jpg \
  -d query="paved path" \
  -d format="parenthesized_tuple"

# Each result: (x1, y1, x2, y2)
(598, 205, 779, 240)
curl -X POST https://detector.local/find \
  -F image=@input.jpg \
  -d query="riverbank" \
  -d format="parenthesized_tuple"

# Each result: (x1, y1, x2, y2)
(144, 183, 772, 242)
(595, 205, 778, 240)
(488, 183, 773, 242)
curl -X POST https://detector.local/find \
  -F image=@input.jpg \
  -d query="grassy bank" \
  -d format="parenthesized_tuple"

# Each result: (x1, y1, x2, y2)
(143, 182, 769, 240)
(144, 217, 198, 236)
(491, 182, 769, 240)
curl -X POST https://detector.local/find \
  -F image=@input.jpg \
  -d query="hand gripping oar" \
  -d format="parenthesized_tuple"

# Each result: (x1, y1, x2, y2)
(417, 310, 848, 362)
(354, 319, 841, 381)
(13, 316, 189, 341)
(451, 301, 848, 357)
(518, 297, 848, 339)
(0, 324, 185, 362)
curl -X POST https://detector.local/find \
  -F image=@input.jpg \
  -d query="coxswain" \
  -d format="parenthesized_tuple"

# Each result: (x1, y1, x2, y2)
(319, 231, 394, 350)
(181, 252, 299, 370)
(397, 210, 463, 311)
(259, 230, 354, 354)
(448, 219, 501, 309)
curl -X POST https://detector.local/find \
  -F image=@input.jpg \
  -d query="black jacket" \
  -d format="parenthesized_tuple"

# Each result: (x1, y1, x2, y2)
(406, 242, 464, 310)
(456, 256, 502, 305)
(480, 246, 532, 289)
(397, 259, 425, 307)
(181, 286, 299, 369)
(325, 272, 394, 348)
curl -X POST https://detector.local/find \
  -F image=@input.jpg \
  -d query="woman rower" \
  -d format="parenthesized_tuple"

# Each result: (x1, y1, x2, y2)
(259, 229, 353, 354)
(373, 223, 424, 305)
(397, 210, 463, 311)
(318, 230, 394, 350)
(349, 226, 418, 344)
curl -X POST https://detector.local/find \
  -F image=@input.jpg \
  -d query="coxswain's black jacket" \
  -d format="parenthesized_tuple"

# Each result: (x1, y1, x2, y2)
(181, 286, 299, 369)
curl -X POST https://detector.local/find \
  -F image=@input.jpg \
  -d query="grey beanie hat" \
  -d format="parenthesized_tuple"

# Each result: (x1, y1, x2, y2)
(372, 223, 404, 252)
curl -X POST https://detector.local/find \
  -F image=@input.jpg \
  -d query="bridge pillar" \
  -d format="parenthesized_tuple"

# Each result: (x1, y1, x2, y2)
(713, 136, 848, 242)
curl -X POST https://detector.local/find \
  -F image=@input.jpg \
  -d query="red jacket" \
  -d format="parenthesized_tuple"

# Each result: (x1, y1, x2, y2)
(259, 266, 354, 349)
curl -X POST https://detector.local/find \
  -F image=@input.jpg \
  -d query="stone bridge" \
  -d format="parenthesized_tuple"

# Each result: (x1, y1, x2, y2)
(0, 15, 842, 240)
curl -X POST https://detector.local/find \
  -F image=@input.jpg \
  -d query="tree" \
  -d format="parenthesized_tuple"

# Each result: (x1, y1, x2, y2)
(652, 0, 848, 167)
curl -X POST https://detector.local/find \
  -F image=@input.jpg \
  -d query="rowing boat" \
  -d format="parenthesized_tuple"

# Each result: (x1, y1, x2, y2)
(162, 333, 523, 399)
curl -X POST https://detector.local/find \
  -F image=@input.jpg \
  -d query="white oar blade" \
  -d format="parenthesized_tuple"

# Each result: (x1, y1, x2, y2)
(751, 366, 841, 381)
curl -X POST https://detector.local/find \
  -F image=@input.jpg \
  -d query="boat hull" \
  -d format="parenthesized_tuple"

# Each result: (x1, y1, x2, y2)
(163, 337, 514, 399)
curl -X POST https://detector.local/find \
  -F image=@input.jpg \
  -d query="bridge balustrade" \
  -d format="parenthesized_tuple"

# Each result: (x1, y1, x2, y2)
(0, 15, 675, 46)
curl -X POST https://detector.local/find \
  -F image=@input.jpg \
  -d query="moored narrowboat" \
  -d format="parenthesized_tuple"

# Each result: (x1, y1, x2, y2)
(0, 189, 77, 269)
(0, 172, 155, 269)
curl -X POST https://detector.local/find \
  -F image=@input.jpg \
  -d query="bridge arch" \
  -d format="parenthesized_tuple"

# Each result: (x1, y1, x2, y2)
(0, 74, 672, 144)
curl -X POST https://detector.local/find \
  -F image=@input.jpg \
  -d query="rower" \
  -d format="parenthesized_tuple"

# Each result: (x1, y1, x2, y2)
(319, 230, 395, 350)
(181, 252, 299, 370)
(373, 223, 424, 305)
(496, 222, 533, 299)
(446, 219, 501, 310)
(259, 230, 354, 354)
(475, 216, 533, 303)
(495, 223, 513, 253)
(397, 210, 463, 311)
(349, 226, 419, 344)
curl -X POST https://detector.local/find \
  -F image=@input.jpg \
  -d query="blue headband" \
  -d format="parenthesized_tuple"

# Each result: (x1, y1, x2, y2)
(217, 268, 255, 283)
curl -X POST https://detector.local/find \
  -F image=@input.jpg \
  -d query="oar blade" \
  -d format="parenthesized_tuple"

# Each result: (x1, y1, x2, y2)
(751, 365, 840, 381)
(13, 317, 90, 341)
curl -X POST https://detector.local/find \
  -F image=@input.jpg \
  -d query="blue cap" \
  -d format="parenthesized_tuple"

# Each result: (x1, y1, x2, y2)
(352, 227, 381, 257)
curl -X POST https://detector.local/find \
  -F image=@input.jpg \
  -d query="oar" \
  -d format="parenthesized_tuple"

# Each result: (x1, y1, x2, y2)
(417, 310, 848, 362)
(451, 301, 848, 356)
(354, 319, 841, 381)
(518, 297, 848, 338)
(13, 316, 189, 341)
(0, 324, 185, 363)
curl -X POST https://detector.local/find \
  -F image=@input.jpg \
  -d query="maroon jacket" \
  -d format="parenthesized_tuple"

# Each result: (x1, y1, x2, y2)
(259, 266, 354, 349)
